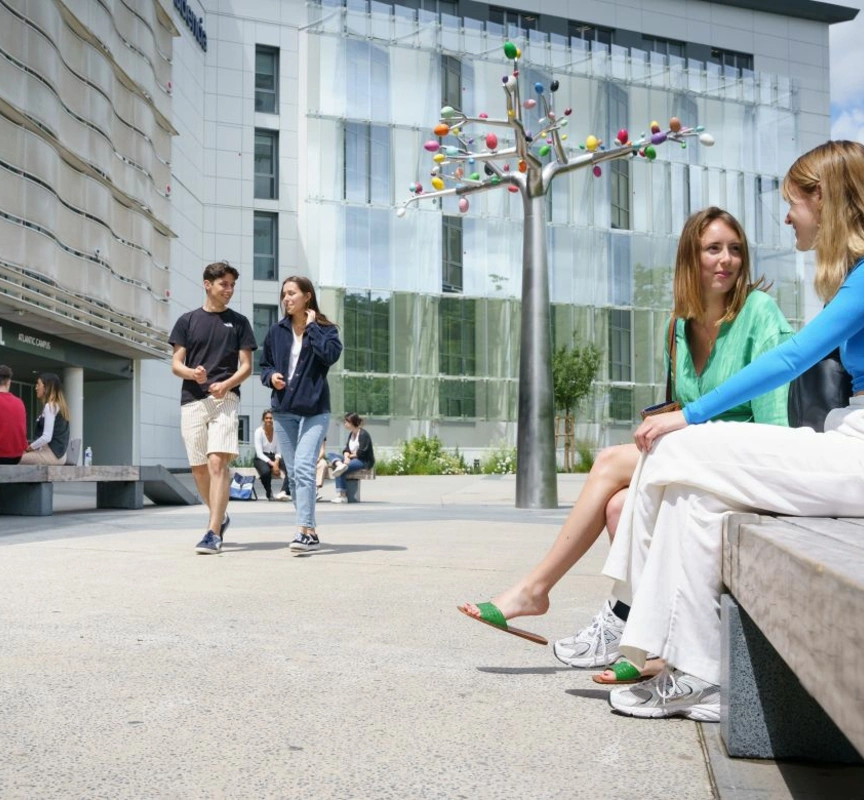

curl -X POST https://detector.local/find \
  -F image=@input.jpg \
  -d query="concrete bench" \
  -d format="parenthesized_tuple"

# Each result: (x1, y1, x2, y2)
(344, 467, 375, 503)
(721, 513, 864, 763)
(0, 465, 200, 516)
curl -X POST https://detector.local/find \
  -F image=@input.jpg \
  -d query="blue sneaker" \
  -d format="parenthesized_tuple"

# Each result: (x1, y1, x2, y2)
(219, 514, 230, 540)
(195, 530, 222, 554)
(289, 532, 320, 553)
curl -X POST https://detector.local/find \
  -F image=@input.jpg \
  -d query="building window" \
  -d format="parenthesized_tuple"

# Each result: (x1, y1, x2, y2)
(643, 35, 685, 59)
(489, 6, 538, 31)
(439, 297, 475, 375)
(608, 84, 630, 230)
(442, 55, 462, 110)
(344, 376, 390, 416)
(608, 308, 632, 382)
(253, 212, 278, 281)
(238, 415, 250, 444)
(255, 130, 278, 199)
(710, 48, 753, 72)
(344, 123, 390, 205)
(569, 20, 614, 48)
(439, 379, 476, 418)
(442, 216, 463, 293)
(609, 387, 634, 421)
(343, 291, 390, 373)
(253, 304, 278, 372)
(255, 46, 279, 113)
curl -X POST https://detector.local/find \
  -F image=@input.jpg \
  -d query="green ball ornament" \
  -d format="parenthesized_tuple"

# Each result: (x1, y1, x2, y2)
(503, 41, 518, 59)
(644, 145, 657, 160)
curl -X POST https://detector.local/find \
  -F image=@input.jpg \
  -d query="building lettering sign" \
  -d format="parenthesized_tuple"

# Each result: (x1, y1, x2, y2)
(174, 0, 207, 52)
(0, 323, 64, 359)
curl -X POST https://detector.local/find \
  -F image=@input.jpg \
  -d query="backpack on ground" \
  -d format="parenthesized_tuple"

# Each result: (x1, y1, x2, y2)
(229, 472, 257, 501)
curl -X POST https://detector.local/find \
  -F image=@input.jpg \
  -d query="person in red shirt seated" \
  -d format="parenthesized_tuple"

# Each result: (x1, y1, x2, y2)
(0, 365, 27, 464)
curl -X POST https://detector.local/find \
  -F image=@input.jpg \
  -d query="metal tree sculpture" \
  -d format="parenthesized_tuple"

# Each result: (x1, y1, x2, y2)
(398, 41, 714, 509)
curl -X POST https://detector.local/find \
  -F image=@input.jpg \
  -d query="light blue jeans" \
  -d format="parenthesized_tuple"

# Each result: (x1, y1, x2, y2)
(273, 411, 329, 530)
(327, 453, 367, 492)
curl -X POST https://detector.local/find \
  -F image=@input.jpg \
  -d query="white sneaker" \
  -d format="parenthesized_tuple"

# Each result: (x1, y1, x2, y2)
(274, 491, 290, 501)
(552, 600, 625, 668)
(608, 666, 720, 722)
(331, 495, 347, 504)
(331, 462, 349, 478)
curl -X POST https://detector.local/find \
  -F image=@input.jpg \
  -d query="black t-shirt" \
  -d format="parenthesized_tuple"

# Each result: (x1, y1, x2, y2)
(169, 307, 258, 405)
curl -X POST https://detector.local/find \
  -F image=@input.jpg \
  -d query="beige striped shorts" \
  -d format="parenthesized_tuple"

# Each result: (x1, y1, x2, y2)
(180, 393, 240, 466)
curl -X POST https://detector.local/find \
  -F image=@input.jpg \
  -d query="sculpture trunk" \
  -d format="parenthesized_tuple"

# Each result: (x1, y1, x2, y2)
(516, 192, 558, 509)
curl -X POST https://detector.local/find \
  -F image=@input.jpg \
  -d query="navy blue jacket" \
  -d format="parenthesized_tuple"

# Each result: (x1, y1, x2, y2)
(259, 318, 342, 416)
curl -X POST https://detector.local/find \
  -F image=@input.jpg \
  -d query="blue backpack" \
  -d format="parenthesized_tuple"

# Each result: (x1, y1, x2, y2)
(229, 472, 258, 501)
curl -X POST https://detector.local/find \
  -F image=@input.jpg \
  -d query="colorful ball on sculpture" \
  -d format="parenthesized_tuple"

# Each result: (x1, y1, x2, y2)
(523, 99, 537, 109)
(539, 144, 551, 156)
(617, 129, 628, 145)
(504, 41, 518, 59)
(396, 207, 406, 217)
(479, 112, 488, 119)
(586, 135, 599, 152)
(431, 176, 444, 191)
(433, 153, 446, 163)
(434, 123, 450, 137)
(486, 133, 498, 150)
(508, 185, 519, 193)
(518, 160, 527, 173)
(593, 165, 602, 177)
(441, 106, 456, 118)
(564, 108, 572, 116)
(459, 198, 469, 213)
(534, 82, 544, 93)
(699, 133, 715, 146)
(469, 172, 480, 181)
(651, 132, 667, 145)
(644, 146, 657, 160)
(424, 140, 440, 152)
(650, 121, 661, 133)
(504, 75, 517, 90)
(550, 79, 559, 92)
(669, 117, 682, 133)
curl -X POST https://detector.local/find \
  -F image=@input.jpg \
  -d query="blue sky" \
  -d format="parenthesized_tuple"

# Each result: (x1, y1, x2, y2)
(830, 0, 864, 142)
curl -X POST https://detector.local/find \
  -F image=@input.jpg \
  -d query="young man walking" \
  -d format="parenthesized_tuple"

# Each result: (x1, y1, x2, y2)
(170, 261, 257, 554)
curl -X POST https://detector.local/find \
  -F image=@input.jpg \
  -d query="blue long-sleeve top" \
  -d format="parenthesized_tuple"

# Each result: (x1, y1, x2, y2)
(684, 259, 864, 424)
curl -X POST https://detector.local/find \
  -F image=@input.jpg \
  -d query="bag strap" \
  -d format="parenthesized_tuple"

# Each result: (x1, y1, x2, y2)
(665, 316, 677, 403)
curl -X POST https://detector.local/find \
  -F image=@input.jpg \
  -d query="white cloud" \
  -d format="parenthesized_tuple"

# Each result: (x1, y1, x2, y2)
(830, 0, 864, 142)
(831, 107, 864, 142)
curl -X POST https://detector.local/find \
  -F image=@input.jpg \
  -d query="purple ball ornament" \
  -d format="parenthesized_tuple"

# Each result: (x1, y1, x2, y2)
(424, 141, 440, 153)
(651, 132, 667, 145)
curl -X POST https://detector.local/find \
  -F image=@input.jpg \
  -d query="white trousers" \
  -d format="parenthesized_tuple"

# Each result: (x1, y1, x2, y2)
(603, 396, 864, 686)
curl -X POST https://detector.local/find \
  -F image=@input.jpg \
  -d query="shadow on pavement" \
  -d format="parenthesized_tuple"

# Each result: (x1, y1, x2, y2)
(222, 541, 408, 555)
(477, 666, 570, 675)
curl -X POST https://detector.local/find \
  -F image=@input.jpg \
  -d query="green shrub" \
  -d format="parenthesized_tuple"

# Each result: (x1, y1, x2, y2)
(571, 440, 596, 473)
(374, 436, 469, 475)
(480, 442, 517, 475)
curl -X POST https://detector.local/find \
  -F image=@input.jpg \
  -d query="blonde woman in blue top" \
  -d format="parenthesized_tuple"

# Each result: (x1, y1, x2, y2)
(604, 141, 864, 722)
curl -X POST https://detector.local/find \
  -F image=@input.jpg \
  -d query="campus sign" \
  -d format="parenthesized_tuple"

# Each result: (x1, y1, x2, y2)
(173, 0, 207, 52)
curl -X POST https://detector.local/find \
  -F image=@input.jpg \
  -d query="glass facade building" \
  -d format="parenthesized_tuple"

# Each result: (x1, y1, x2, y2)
(0, 0, 855, 466)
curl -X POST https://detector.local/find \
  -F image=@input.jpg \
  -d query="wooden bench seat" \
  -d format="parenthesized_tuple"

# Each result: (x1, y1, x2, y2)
(721, 513, 864, 763)
(0, 464, 200, 516)
(344, 467, 375, 503)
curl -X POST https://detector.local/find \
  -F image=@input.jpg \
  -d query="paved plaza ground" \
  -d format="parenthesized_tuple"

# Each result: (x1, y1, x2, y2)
(0, 475, 856, 799)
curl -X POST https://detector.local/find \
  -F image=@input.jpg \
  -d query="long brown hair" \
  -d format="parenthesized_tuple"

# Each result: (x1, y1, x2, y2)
(280, 276, 335, 326)
(782, 140, 864, 302)
(38, 372, 70, 420)
(673, 206, 765, 323)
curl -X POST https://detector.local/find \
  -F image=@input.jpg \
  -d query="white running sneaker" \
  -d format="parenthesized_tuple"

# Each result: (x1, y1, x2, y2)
(331, 462, 350, 478)
(552, 600, 625, 668)
(330, 495, 347, 504)
(608, 666, 720, 722)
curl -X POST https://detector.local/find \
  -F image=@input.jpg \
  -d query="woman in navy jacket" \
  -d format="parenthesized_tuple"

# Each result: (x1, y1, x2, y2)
(260, 276, 342, 552)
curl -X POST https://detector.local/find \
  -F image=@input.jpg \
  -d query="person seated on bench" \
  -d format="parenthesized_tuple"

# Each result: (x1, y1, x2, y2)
(328, 412, 375, 504)
(603, 140, 864, 723)
(0, 365, 27, 465)
(315, 438, 328, 502)
(253, 410, 290, 501)
(19, 373, 70, 466)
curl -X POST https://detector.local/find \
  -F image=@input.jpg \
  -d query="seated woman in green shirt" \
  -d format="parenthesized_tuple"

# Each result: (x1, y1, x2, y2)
(458, 207, 792, 680)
